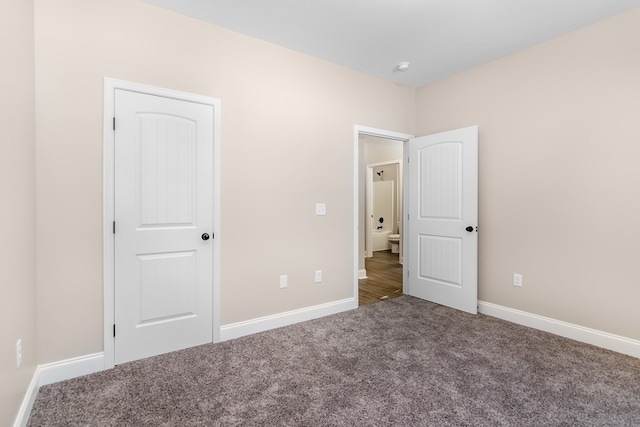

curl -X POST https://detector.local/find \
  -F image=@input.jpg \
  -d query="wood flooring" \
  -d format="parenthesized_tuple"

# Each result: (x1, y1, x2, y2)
(358, 250, 403, 306)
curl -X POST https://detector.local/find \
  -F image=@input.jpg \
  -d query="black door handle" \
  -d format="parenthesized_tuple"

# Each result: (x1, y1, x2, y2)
(202, 233, 210, 241)
(465, 226, 474, 232)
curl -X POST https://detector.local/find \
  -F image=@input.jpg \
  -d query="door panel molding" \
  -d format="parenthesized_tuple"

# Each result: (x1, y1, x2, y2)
(103, 78, 221, 369)
(406, 125, 478, 314)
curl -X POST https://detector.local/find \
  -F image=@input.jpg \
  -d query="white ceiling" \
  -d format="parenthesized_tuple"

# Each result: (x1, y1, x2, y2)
(143, 0, 640, 88)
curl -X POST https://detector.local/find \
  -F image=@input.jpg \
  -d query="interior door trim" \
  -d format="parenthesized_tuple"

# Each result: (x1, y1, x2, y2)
(103, 78, 221, 369)
(353, 125, 413, 306)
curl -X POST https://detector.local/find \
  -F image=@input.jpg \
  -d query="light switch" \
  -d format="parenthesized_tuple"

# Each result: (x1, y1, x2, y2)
(315, 203, 326, 216)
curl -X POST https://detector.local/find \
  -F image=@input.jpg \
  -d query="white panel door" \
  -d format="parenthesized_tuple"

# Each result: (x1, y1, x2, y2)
(114, 89, 214, 364)
(406, 126, 478, 314)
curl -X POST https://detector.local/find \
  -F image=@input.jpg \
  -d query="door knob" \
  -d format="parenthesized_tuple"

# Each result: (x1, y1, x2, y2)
(201, 233, 210, 241)
(465, 226, 474, 232)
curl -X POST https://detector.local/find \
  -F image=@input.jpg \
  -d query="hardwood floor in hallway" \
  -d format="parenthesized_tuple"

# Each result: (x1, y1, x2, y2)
(358, 250, 403, 306)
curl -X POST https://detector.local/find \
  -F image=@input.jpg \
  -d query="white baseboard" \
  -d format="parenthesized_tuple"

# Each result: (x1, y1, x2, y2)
(220, 297, 357, 341)
(37, 352, 105, 386)
(19, 301, 636, 424)
(13, 352, 105, 427)
(15, 297, 358, 425)
(13, 368, 39, 427)
(478, 301, 640, 359)
(358, 269, 367, 279)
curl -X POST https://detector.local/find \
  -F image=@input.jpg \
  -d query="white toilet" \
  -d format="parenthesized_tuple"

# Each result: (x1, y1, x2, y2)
(388, 234, 400, 254)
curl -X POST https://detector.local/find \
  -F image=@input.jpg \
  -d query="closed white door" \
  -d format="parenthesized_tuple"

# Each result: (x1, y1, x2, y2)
(114, 89, 214, 364)
(406, 126, 478, 314)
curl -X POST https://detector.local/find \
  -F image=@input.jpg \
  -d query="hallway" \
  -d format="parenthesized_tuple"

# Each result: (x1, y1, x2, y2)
(358, 250, 403, 306)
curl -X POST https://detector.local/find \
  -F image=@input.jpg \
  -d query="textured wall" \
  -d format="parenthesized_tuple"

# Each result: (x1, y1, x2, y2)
(416, 9, 640, 340)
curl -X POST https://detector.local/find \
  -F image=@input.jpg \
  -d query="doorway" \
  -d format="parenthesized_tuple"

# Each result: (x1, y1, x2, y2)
(354, 125, 478, 311)
(354, 126, 413, 306)
(365, 160, 402, 260)
(103, 79, 221, 368)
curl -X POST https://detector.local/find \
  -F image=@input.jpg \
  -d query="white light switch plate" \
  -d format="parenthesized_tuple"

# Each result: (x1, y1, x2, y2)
(315, 203, 326, 216)
(16, 339, 22, 368)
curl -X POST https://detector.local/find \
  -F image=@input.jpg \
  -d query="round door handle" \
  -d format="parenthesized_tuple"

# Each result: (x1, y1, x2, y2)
(465, 226, 474, 232)
(201, 233, 210, 241)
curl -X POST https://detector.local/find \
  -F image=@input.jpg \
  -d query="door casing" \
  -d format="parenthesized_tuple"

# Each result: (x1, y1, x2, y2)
(103, 78, 221, 369)
(354, 126, 413, 303)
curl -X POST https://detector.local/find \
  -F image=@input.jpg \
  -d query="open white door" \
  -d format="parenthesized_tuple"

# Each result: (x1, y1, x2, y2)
(406, 126, 478, 314)
(114, 89, 215, 364)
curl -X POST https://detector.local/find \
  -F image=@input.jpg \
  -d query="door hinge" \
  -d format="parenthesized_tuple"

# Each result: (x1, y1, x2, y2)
(112, 117, 116, 131)
(113, 221, 115, 234)
(113, 324, 116, 337)
(407, 214, 410, 221)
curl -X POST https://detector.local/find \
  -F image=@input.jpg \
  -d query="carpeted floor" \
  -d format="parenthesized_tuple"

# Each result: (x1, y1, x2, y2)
(28, 296, 640, 426)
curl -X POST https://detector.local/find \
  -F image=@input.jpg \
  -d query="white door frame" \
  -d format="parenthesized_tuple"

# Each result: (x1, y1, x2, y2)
(353, 125, 413, 303)
(103, 78, 221, 369)
(365, 159, 402, 258)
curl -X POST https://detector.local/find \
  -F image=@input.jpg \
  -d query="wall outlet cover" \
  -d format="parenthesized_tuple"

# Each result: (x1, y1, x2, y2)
(315, 203, 326, 216)
(513, 273, 523, 287)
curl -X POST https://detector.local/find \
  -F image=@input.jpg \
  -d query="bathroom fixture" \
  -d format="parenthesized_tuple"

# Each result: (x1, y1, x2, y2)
(388, 234, 400, 254)
(372, 230, 392, 252)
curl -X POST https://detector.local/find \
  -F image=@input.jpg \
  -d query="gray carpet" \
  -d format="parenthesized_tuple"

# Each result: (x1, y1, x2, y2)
(28, 296, 640, 426)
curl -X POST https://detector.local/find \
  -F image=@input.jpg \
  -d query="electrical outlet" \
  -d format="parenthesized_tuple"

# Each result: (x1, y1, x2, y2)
(513, 273, 523, 287)
(16, 339, 22, 368)
(280, 275, 288, 289)
(315, 270, 322, 283)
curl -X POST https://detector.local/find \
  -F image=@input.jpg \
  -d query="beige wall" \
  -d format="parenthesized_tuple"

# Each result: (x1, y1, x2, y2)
(0, 0, 37, 425)
(416, 9, 640, 340)
(34, 0, 414, 364)
(4, 2, 639, 422)
(362, 135, 404, 165)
